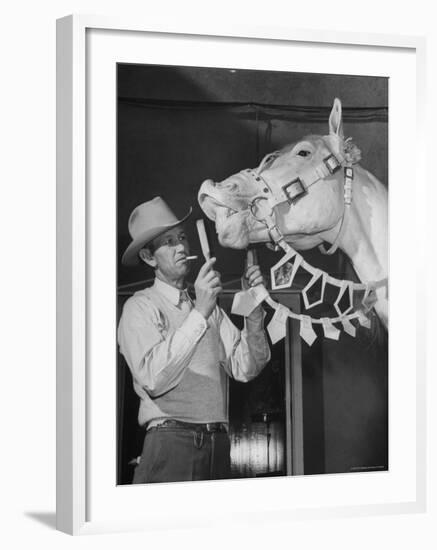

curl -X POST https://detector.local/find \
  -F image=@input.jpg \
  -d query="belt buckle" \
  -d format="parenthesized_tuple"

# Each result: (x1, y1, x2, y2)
(206, 422, 224, 432)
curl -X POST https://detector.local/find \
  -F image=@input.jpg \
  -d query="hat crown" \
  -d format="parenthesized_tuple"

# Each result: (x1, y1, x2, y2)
(121, 196, 192, 266)
(128, 197, 180, 240)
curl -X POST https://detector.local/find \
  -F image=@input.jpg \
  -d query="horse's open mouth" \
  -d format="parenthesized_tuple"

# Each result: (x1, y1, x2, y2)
(198, 193, 240, 221)
(213, 203, 240, 224)
(214, 201, 244, 231)
(200, 197, 249, 248)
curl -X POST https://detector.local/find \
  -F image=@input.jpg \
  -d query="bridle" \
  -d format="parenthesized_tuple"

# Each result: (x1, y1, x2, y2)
(242, 136, 355, 255)
(202, 135, 386, 336)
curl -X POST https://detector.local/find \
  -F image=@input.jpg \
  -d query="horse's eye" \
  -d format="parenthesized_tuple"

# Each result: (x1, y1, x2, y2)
(297, 150, 311, 157)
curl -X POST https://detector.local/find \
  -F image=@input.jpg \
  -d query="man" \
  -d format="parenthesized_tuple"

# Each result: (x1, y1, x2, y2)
(118, 196, 270, 483)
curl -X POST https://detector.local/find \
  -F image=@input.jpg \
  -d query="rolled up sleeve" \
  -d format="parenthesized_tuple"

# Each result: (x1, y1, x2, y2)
(217, 304, 271, 382)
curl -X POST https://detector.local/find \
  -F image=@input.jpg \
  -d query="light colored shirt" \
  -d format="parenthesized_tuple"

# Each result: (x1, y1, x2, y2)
(118, 278, 271, 426)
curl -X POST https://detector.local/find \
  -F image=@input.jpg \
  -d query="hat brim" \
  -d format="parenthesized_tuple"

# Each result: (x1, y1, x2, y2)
(121, 207, 192, 266)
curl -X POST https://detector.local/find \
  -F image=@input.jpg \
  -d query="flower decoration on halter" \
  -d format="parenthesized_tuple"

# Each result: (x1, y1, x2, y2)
(343, 137, 362, 165)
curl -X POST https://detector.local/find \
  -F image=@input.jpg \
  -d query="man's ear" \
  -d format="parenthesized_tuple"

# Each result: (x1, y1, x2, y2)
(139, 247, 157, 268)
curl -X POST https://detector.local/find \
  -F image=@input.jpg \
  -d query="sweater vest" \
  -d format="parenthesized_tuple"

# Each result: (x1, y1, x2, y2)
(140, 286, 229, 425)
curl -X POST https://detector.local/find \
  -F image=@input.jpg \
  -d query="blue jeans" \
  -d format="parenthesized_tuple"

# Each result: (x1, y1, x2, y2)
(133, 423, 231, 484)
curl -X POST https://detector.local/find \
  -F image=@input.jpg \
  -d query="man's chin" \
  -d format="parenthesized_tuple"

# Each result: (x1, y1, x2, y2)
(176, 261, 191, 275)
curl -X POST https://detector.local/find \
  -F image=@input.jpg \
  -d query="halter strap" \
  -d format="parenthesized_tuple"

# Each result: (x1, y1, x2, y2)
(248, 140, 353, 255)
(247, 149, 345, 210)
(318, 165, 353, 255)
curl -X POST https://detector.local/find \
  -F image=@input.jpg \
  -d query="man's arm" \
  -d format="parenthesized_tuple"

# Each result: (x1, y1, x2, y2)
(118, 258, 223, 396)
(217, 303, 270, 382)
(217, 263, 271, 381)
(118, 295, 207, 397)
(219, 265, 270, 382)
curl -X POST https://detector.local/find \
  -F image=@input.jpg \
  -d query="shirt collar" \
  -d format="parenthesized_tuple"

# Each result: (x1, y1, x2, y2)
(153, 277, 187, 306)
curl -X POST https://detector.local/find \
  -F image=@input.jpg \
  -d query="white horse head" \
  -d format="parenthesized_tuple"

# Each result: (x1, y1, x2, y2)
(198, 98, 388, 326)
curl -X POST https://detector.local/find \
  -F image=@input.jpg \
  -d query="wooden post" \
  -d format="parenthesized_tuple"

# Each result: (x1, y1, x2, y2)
(284, 294, 304, 475)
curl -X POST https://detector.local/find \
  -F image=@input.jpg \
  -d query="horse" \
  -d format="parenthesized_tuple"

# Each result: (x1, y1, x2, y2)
(198, 98, 388, 328)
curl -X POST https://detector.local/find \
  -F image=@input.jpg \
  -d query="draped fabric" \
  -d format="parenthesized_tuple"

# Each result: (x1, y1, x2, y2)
(119, 96, 388, 123)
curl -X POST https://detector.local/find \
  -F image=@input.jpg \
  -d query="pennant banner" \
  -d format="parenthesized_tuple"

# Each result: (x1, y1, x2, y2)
(341, 318, 357, 337)
(231, 291, 258, 317)
(270, 250, 301, 290)
(231, 285, 269, 317)
(267, 304, 290, 344)
(334, 281, 354, 317)
(321, 318, 340, 340)
(299, 315, 317, 346)
(357, 310, 371, 329)
(302, 270, 326, 310)
(250, 284, 269, 303)
(362, 285, 378, 311)
(231, 245, 384, 345)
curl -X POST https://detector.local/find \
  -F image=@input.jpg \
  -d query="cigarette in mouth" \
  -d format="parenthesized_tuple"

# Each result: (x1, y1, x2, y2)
(186, 255, 198, 261)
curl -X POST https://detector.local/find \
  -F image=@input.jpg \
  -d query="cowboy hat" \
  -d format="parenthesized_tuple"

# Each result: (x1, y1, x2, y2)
(122, 197, 192, 266)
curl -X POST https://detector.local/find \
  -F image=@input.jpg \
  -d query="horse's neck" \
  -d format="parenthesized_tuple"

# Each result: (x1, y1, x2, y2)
(331, 165, 388, 284)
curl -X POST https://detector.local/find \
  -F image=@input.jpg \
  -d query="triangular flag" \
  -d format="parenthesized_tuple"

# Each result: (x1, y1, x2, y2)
(250, 284, 269, 304)
(341, 318, 356, 337)
(357, 310, 371, 329)
(362, 285, 378, 311)
(299, 315, 317, 346)
(267, 304, 290, 344)
(321, 318, 340, 340)
(231, 291, 258, 316)
(271, 251, 302, 290)
(334, 281, 354, 316)
(302, 270, 326, 310)
(231, 285, 269, 317)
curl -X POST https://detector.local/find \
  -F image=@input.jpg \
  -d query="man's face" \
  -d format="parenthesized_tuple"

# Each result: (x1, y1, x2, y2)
(147, 225, 191, 284)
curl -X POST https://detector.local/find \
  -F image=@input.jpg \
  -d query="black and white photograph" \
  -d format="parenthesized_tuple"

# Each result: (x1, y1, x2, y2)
(116, 63, 388, 485)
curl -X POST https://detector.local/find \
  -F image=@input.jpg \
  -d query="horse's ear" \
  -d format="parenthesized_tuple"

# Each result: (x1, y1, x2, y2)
(329, 98, 344, 139)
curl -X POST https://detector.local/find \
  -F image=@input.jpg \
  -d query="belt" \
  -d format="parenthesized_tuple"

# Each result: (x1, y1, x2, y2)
(150, 419, 228, 433)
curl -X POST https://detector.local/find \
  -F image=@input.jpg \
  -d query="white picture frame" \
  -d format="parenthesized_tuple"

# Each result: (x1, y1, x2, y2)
(56, 14, 427, 535)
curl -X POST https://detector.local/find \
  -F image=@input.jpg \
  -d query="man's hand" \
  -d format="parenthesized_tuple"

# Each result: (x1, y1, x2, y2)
(194, 257, 222, 319)
(242, 264, 264, 290)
